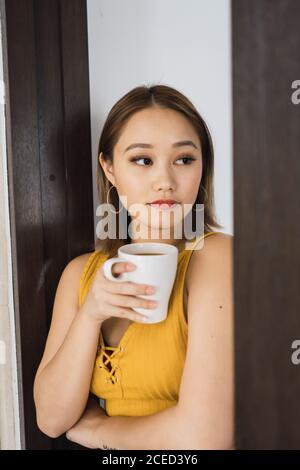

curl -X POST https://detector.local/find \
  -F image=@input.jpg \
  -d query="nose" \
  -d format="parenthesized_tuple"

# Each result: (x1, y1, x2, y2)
(152, 165, 176, 192)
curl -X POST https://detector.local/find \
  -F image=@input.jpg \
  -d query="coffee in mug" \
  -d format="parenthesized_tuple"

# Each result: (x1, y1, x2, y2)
(134, 252, 163, 256)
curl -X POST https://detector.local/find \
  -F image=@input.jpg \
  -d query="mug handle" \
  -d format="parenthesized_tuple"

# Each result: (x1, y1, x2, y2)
(102, 257, 129, 282)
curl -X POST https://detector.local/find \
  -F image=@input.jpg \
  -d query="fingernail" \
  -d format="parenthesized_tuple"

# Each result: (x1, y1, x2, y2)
(147, 286, 156, 294)
(127, 263, 136, 270)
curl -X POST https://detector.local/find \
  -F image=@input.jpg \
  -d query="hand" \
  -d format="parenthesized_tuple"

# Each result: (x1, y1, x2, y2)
(65, 398, 107, 449)
(80, 259, 158, 325)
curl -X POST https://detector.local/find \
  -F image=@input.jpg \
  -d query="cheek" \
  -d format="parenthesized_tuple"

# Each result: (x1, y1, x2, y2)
(118, 181, 145, 207)
(116, 176, 146, 213)
(116, 169, 144, 192)
(180, 171, 202, 217)
(181, 171, 202, 198)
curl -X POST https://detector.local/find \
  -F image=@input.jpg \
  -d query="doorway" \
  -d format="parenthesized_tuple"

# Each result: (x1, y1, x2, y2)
(2, 0, 300, 450)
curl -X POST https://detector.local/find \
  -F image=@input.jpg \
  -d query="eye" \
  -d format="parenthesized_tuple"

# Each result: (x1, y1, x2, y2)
(176, 155, 196, 165)
(129, 155, 196, 166)
(129, 156, 152, 166)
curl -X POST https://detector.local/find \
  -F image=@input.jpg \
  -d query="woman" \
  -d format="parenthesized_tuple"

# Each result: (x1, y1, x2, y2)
(33, 84, 234, 450)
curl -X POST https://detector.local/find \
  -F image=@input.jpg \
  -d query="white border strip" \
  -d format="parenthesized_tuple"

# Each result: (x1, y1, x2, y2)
(0, 13, 21, 450)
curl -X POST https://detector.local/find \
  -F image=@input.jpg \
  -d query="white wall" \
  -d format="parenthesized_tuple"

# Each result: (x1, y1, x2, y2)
(0, 14, 22, 449)
(87, 0, 233, 237)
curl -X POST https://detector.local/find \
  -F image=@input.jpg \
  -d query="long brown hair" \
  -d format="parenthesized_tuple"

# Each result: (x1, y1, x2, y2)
(96, 84, 223, 258)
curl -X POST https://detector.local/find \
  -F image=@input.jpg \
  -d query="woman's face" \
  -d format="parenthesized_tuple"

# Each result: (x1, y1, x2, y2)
(99, 106, 203, 242)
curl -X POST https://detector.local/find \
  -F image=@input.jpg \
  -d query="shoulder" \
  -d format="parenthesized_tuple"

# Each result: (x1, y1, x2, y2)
(53, 251, 98, 314)
(67, 250, 111, 292)
(186, 232, 233, 293)
(201, 231, 233, 249)
(64, 252, 95, 278)
(49, 251, 97, 325)
(58, 251, 97, 294)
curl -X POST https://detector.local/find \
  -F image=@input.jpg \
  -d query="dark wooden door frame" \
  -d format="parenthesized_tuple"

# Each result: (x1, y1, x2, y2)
(1, 0, 94, 449)
(232, 0, 300, 449)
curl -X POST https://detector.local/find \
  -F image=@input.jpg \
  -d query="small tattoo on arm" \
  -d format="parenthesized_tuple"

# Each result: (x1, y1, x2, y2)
(101, 443, 118, 450)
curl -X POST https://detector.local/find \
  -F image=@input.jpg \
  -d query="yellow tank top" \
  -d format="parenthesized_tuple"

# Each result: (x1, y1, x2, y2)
(78, 231, 228, 420)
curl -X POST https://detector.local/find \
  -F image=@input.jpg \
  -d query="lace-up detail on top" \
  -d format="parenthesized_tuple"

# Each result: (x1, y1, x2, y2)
(98, 344, 123, 384)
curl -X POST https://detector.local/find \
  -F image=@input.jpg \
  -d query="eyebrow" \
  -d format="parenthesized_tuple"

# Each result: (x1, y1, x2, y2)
(124, 140, 199, 154)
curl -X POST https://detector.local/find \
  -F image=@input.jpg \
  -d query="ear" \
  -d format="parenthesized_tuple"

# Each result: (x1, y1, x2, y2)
(98, 152, 116, 186)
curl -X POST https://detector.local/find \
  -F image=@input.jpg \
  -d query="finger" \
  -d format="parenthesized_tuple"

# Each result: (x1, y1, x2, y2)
(108, 304, 149, 323)
(102, 278, 156, 296)
(97, 261, 135, 280)
(104, 291, 157, 310)
(111, 261, 136, 278)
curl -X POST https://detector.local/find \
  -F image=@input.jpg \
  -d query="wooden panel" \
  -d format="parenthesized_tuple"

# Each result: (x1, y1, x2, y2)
(232, 0, 300, 449)
(34, 0, 68, 336)
(2, 0, 94, 449)
(2, 0, 51, 450)
(59, 0, 94, 261)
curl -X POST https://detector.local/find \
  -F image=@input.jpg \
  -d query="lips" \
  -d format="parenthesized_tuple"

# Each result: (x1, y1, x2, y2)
(147, 201, 179, 210)
(148, 200, 178, 205)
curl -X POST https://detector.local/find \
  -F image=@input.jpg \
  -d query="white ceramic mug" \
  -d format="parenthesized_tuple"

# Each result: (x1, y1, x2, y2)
(102, 242, 178, 324)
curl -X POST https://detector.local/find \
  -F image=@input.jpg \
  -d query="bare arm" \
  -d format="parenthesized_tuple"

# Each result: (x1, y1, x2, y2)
(66, 401, 195, 450)
(34, 255, 155, 438)
(33, 254, 102, 437)
(94, 405, 196, 450)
